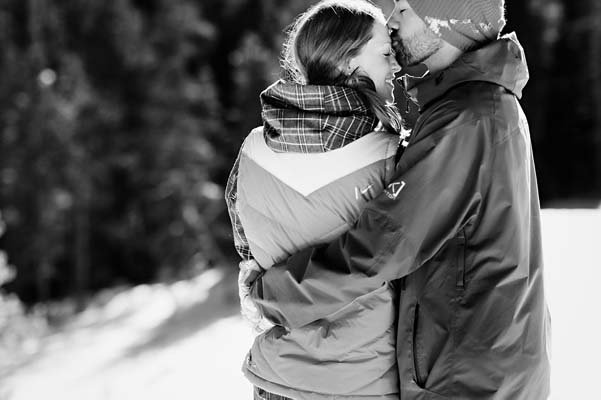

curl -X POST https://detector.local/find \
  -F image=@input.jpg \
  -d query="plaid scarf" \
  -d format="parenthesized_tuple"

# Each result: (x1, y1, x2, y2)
(261, 80, 379, 153)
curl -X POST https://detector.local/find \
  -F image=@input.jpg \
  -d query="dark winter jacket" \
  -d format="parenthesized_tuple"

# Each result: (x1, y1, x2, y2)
(251, 33, 551, 399)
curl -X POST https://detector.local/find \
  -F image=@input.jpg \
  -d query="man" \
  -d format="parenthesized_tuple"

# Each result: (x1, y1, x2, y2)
(251, 0, 551, 398)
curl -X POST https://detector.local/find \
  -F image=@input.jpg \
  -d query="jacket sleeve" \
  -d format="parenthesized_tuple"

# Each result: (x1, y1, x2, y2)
(224, 148, 253, 261)
(252, 118, 490, 328)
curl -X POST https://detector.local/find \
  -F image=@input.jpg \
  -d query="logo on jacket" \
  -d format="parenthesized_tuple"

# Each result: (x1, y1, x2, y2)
(384, 181, 406, 200)
(355, 184, 374, 200)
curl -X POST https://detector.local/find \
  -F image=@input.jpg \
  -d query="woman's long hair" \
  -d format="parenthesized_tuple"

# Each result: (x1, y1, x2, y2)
(282, 0, 402, 133)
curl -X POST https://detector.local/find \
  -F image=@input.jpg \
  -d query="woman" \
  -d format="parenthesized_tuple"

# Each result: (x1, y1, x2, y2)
(225, 0, 404, 398)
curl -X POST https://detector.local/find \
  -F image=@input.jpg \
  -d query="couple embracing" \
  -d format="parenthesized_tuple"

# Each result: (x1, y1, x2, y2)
(226, 0, 551, 399)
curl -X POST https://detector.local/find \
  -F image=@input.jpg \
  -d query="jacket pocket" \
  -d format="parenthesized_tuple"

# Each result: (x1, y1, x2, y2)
(455, 229, 466, 289)
(412, 302, 427, 388)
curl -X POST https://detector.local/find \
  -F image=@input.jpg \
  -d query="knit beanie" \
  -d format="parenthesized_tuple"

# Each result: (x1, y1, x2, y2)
(406, 0, 506, 51)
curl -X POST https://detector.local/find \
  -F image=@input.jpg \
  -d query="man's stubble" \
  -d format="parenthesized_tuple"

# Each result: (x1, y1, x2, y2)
(392, 27, 442, 68)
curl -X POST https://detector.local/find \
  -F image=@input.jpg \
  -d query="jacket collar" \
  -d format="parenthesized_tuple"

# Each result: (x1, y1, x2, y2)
(402, 32, 529, 110)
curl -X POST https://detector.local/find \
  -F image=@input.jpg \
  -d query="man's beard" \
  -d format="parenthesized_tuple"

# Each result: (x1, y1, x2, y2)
(392, 27, 442, 68)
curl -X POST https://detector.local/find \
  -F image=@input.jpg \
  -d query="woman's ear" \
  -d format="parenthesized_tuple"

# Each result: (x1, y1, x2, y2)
(338, 60, 352, 77)
(346, 56, 360, 76)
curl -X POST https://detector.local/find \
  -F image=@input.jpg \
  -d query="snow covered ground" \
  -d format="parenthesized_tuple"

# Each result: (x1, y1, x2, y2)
(1, 209, 600, 400)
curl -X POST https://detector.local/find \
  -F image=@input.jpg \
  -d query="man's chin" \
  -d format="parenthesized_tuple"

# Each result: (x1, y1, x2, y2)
(398, 59, 420, 70)
(405, 52, 430, 67)
(393, 47, 420, 68)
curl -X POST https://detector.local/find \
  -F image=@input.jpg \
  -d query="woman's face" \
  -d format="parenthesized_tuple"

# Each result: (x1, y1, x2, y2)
(348, 21, 400, 103)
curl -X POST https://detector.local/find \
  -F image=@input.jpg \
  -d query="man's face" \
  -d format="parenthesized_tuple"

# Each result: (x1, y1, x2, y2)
(377, 0, 442, 68)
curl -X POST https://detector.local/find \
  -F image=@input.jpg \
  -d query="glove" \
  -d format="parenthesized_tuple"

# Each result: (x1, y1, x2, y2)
(238, 259, 274, 334)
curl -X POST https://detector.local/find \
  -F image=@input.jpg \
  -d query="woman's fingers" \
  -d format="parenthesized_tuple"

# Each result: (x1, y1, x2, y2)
(243, 268, 263, 287)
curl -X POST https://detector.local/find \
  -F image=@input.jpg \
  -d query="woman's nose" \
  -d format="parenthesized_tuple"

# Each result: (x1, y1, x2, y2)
(391, 57, 401, 74)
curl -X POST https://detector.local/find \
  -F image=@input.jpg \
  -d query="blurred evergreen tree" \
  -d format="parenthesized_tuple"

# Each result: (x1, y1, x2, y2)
(538, 0, 601, 203)
(505, 0, 560, 204)
(0, 0, 227, 303)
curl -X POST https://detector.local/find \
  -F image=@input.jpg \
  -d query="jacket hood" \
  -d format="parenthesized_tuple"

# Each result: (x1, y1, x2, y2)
(405, 32, 529, 110)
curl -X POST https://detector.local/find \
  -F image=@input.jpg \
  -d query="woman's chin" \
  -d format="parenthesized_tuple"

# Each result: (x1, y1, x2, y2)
(376, 87, 395, 105)
(385, 92, 395, 105)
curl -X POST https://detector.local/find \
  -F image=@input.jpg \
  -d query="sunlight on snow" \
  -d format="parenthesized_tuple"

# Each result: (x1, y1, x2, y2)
(3, 209, 601, 400)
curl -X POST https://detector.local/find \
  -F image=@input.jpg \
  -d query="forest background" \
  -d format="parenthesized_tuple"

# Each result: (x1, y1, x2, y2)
(0, 0, 600, 371)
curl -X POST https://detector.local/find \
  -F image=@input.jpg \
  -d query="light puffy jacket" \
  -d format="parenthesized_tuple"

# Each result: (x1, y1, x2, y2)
(238, 127, 402, 399)
(237, 126, 399, 269)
